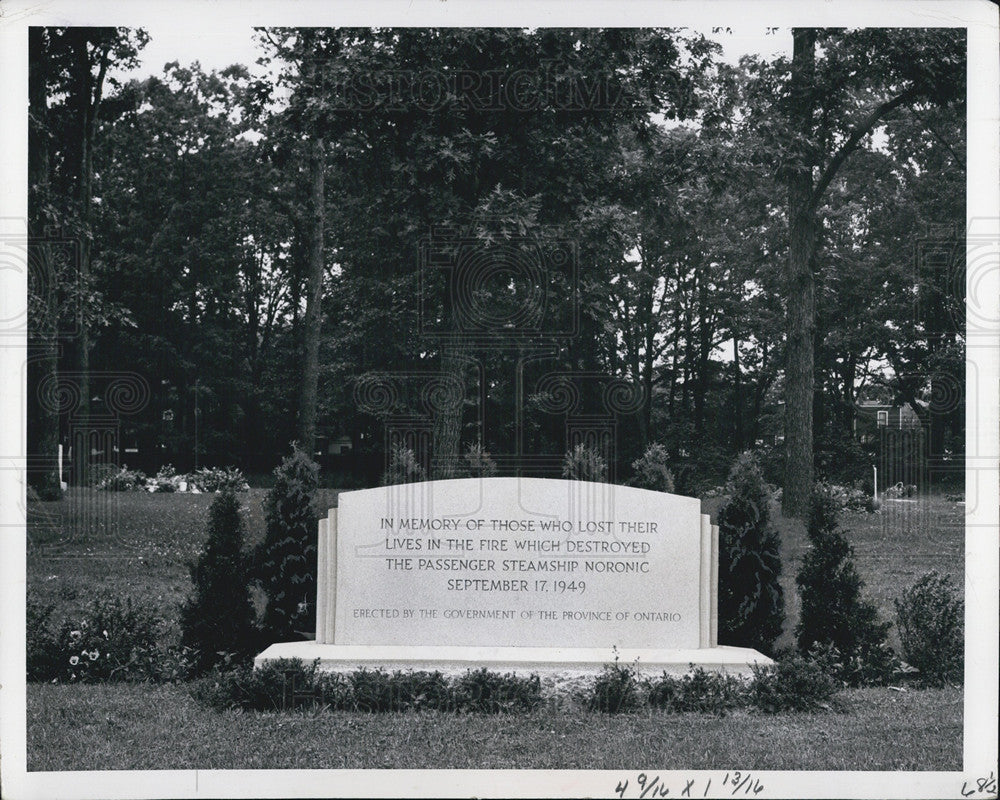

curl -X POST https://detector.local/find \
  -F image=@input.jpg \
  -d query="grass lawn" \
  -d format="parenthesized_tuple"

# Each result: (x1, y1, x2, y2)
(23, 486, 966, 771)
(27, 488, 341, 638)
(27, 682, 962, 771)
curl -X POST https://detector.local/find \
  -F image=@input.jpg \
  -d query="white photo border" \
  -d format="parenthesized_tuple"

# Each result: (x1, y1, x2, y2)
(1, 1, 996, 798)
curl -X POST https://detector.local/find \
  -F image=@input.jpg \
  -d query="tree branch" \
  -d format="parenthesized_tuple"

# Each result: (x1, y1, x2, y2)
(910, 106, 966, 169)
(808, 86, 919, 214)
(90, 43, 112, 141)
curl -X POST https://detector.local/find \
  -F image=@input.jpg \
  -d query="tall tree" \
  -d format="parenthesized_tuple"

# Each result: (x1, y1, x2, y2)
(782, 29, 819, 517)
(296, 31, 329, 453)
(28, 27, 147, 491)
(93, 61, 294, 469)
(773, 28, 965, 515)
(263, 27, 712, 473)
(28, 27, 60, 498)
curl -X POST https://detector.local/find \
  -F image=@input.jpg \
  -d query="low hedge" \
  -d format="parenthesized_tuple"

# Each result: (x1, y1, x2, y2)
(192, 661, 543, 714)
(192, 655, 843, 716)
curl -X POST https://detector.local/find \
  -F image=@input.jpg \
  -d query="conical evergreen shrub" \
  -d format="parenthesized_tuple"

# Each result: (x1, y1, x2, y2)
(716, 452, 785, 656)
(180, 489, 258, 674)
(795, 483, 893, 683)
(255, 444, 319, 640)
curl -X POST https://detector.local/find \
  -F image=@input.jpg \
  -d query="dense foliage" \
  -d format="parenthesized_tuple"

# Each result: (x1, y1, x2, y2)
(562, 444, 608, 482)
(193, 660, 543, 714)
(587, 655, 841, 715)
(644, 668, 746, 714)
(193, 655, 840, 715)
(628, 443, 676, 493)
(255, 445, 320, 639)
(179, 491, 259, 674)
(894, 571, 964, 686)
(27, 27, 966, 498)
(382, 445, 426, 486)
(716, 453, 785, 655)
(795, 484, 895, 684)
(27, 594, 190, 683)
(748, 655, 840, 713)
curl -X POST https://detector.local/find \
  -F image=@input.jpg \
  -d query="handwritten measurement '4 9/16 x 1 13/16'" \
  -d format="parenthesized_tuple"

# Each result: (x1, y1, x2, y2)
(614, 771, 765, 799)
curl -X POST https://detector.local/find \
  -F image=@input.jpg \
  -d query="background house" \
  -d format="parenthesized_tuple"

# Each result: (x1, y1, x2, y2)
(854, 400, 922, 444)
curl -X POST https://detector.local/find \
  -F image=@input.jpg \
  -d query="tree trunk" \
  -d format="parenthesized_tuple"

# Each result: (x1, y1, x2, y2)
(68, 34, 110, 483)
(732, 333, 744, 451)
(666, 306, 681, 418)
(782, 28, 818, 518)
(840, 354, 856, 437)
(928, 369, 948, 463)
(747, 344, 773, 446)
(297, 134, 325, 453)
(681, 291, 693, 416)
(27, 28, 62, 498)
(68, 34, 95, 484)
(693, 273, 710, 437)
(813, 334, 825, 442)
(640, 336, 655, 450)
(433, 344, 465, 478)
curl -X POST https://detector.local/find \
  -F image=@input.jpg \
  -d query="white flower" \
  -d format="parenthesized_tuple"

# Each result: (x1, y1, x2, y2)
(88, 650, 99, 661)
(69, 655, 79, 665)
(102, 630, 109, 639)
(69, 630, 82, 640)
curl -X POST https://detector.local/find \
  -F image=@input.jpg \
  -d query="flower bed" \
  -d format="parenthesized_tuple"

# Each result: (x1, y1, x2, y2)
(97, 464, 249, 493)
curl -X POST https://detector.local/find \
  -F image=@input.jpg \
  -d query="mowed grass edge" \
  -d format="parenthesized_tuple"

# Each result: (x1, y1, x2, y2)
(27, 683, 961, 772)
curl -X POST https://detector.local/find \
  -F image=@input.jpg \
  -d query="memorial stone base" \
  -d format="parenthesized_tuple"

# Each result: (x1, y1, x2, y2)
(255, 642, 772, 678)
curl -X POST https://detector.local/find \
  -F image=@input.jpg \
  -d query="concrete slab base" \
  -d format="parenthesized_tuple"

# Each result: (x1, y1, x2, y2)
(254, 642, 772, 679)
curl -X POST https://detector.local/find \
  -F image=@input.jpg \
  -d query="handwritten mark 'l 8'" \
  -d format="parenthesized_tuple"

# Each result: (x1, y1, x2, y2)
(961, 771, 997, 798)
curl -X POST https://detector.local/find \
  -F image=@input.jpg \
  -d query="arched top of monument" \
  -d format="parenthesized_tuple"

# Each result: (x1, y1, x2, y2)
(333, 476, 702, 520)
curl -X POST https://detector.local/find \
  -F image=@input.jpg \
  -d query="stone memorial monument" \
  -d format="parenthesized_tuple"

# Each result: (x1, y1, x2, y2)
(256, 477, 772, 676)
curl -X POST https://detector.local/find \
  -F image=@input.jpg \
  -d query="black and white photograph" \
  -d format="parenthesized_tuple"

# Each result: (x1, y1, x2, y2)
(0, 1, 997, 798)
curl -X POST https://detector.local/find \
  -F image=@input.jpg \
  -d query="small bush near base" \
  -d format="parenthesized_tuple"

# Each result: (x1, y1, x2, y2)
(348, 668, 452, 712)
(804, 641, 905, 688)
(192, 661, 543, 714)
(894, 571, 964, 686)
(451, 668, 542, 713)
(749, 655, 840, 713)
(192, 659, 319, 712)
(645, 667, 747, 714)
(587, 659, 641, 713)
